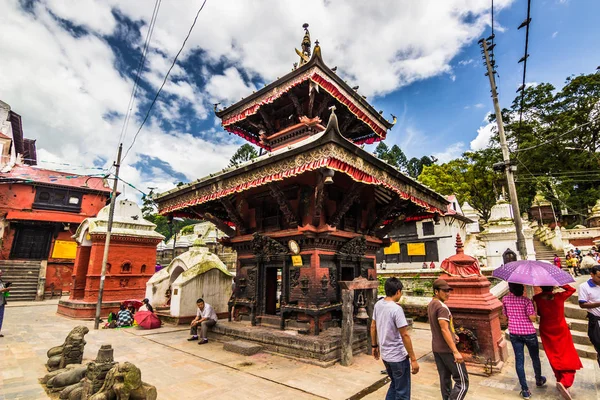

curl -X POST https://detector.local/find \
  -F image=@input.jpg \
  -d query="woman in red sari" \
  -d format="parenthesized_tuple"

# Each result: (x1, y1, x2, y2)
(533, 285, 582, 400)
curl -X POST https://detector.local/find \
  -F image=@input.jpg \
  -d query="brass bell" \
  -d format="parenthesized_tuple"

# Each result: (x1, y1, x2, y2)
(356, 293, 369, 320)
(322, 168, 335, 185)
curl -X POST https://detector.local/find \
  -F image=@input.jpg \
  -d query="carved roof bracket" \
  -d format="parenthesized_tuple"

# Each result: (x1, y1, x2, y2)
(220, 197, 247, 234)
(338, 235, 367, 258)
(368, 196, 404, 235)
(251, 232, 288, 261)
(267, 182, 298, 228)
(328, 182, 362, 228)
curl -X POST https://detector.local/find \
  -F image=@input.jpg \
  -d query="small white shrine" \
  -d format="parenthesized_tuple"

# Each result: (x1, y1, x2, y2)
(478, 197, 536, 268)
(146, 238, 232, 323)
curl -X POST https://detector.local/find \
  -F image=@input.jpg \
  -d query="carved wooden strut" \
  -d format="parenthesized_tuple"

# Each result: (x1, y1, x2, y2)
(268, 183, 298, 228)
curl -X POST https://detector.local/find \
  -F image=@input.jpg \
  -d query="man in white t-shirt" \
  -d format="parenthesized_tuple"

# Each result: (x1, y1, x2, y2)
(578, 265, 600, 367)
(188, 298, 218, 344)
(371, 277, 419, 400)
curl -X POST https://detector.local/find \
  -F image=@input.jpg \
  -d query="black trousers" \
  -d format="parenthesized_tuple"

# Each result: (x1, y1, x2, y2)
(588, 313, 600, 367)
(433, 352, 469, 400)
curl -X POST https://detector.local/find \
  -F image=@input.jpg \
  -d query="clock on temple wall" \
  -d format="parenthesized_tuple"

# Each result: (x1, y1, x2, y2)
(288, 240, 300, 255)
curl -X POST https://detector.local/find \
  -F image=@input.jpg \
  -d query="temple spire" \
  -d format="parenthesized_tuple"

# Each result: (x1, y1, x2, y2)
(295, 23, 311, 67)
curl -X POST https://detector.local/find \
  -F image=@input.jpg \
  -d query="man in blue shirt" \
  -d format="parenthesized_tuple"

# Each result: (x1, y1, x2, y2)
(371, 277, 419, 400)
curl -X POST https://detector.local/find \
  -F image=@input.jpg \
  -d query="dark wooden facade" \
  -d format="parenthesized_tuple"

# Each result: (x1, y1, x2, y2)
(156, 29, 448, 334)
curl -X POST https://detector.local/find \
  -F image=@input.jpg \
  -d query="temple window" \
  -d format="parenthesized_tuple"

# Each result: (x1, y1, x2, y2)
(120, 262, 132, 274)
(141, 264, 147, 274)
(33, 187, 83, 212)
(422, 221, 435, 236)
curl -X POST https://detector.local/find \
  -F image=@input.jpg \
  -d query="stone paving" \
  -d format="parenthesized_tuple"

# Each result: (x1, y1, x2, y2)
(0, 300, 599, 399)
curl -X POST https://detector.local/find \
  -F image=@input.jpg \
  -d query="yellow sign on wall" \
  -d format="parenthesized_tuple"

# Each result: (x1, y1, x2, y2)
(52, 240, 77, 259)
(407, 242, 426, 256)
(291, 255, 303, 267)
(383, 242, 400, 255)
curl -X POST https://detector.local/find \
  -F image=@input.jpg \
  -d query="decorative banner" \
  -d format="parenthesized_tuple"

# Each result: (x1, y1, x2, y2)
(407, 242, 426, 256)
(291, 255, 303, 267)
(384, 242, 400, 255)
(52, 240, 77, 259)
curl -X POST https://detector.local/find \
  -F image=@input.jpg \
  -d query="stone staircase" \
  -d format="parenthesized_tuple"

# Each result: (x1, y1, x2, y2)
(0, 260, 42, 301)
(533, 236, 565, 266)
(529, 290, 597, 360)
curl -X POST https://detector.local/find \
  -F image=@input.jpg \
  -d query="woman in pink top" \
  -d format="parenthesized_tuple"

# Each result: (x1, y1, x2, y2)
(553, 254, 562, 268)
(502, 283, 546, 399)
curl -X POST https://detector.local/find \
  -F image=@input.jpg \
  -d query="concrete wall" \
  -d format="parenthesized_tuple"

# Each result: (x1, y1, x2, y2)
(171, 268, 232, 317)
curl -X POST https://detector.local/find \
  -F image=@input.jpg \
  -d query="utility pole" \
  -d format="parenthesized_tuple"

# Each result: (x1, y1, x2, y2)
(94, 143, 123, 329)
(480, 38, 528, 260)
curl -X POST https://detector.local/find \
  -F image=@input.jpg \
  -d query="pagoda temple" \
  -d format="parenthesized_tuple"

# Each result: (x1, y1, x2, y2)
(155, 25, 448, 335)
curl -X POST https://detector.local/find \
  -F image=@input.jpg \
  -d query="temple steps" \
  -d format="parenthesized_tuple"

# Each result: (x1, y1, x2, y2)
(532, 236, 566, 265)
(0, 260, 41, 302)
(564, 302, 588, 320)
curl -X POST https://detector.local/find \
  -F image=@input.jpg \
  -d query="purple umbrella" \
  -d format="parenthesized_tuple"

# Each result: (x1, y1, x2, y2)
(492, 260, 575, 286)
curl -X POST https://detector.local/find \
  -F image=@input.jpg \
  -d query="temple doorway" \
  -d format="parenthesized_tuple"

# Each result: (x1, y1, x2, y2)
(265, 267, 282, 315)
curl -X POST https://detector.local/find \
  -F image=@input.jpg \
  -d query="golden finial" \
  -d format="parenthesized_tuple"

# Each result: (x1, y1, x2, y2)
(390, 114, 397, 125)
(313, 39, 321, 59)
(294, 23, 311, 66)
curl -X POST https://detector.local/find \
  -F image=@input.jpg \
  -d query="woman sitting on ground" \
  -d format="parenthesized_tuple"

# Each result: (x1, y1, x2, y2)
(117, 304, 134, 327)
(139, 298, 154, 313)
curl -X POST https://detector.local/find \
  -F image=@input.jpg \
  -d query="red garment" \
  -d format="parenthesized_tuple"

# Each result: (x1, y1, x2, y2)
(533, 285, 583, 373)
(551, 367, 576, 389)
(553, 257, 562, 268)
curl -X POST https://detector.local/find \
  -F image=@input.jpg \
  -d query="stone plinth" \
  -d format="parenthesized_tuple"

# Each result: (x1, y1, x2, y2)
(223, 340, 263, 356)
(440, 234, 507, 372)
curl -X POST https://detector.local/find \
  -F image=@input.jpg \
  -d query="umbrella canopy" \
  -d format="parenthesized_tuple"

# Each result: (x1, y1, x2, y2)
(134, 311, 162, 329)
(122, 299, 143, 309)
(493, 260, 575, 286)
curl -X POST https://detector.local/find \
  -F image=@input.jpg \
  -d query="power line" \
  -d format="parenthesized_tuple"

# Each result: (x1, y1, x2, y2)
(118, 0, 162, 145)
(512, 117, 600, 152)
(514, 157, 589, 217)
(122, 0, 208, 162)
(515, 0, 533, 129)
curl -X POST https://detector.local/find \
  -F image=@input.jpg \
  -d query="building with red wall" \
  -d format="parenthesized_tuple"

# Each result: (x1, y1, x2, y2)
(57, 200, 164, 319)
(0, 101, 112, 298)
(0, 164, 112, 295)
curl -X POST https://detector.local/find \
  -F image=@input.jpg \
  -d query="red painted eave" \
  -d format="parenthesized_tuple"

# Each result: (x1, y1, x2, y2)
(6, 210, 87, 224)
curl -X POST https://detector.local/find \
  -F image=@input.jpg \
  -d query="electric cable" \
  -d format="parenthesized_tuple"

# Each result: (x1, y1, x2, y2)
(122, 0, 209, 162)
(118, 0, 162, 144)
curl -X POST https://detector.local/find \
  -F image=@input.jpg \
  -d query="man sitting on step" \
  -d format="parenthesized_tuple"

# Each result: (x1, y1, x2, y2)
(188, 298, 217, 345)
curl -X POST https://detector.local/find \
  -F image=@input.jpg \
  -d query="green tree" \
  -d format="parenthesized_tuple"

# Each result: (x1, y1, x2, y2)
(374, 142, 408, 171)
(406, 156, 433, 179)
(418, 149, 501, 222)
(492, 72, 600, 220)
(229, 144, 259, 167)
(142, 189, 196, 240)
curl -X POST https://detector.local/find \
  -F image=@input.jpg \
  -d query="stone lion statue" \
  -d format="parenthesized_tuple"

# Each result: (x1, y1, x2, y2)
(89, 362, 157, 400)
(47, 326, 90, 371)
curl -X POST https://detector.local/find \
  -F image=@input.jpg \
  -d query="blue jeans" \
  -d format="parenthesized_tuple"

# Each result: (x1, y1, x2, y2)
(510, 333, 542, 391)
(0, 304, 4, 332)
(383, 357, 411, 400)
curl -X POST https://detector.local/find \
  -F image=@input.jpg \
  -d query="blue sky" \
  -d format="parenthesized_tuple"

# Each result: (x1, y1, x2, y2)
(0, 0, 597, 200)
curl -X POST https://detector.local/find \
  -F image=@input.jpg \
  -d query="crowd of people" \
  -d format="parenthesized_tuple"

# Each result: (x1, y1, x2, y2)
(372, 266, 600, 400)
(554, 247, 600, 276)
(105, 298, 160, 329)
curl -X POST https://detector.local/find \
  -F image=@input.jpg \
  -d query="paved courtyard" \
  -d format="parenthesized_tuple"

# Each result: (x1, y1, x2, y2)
(0, 300, 599, 399)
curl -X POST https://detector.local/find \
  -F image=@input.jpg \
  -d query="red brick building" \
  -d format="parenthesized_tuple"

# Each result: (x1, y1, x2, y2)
(58, 200, 164, 319)
(0, 100, 112, 299)
(0, 164, 112, 296)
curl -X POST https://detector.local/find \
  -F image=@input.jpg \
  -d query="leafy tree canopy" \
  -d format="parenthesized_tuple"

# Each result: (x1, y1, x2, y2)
(229, 144, 259, 167)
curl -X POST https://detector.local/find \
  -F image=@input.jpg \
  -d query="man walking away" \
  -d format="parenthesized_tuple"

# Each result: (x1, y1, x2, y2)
(428, 279, 468, 400)
(188, 298, 218, 344)
(578, 265, 600, 368)
(502, 283, 546, 399)
(0, 269, 9, 337)
(371, 277, 419, 400)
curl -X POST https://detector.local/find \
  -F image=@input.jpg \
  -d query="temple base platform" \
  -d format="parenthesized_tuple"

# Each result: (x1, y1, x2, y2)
(57, 299, 121, 319)
(207, 320, 369, 367)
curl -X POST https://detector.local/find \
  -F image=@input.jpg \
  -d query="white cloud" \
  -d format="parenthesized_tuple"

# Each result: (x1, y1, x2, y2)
(205, 68, 257, 106)
(474, 103, 485, 108)
(552, 31, 559, 39)
(432, 142, 465, 163)
(470, 122, 496, 151)
(458, 59, 474, 66)
(0, 0, 517, 204)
